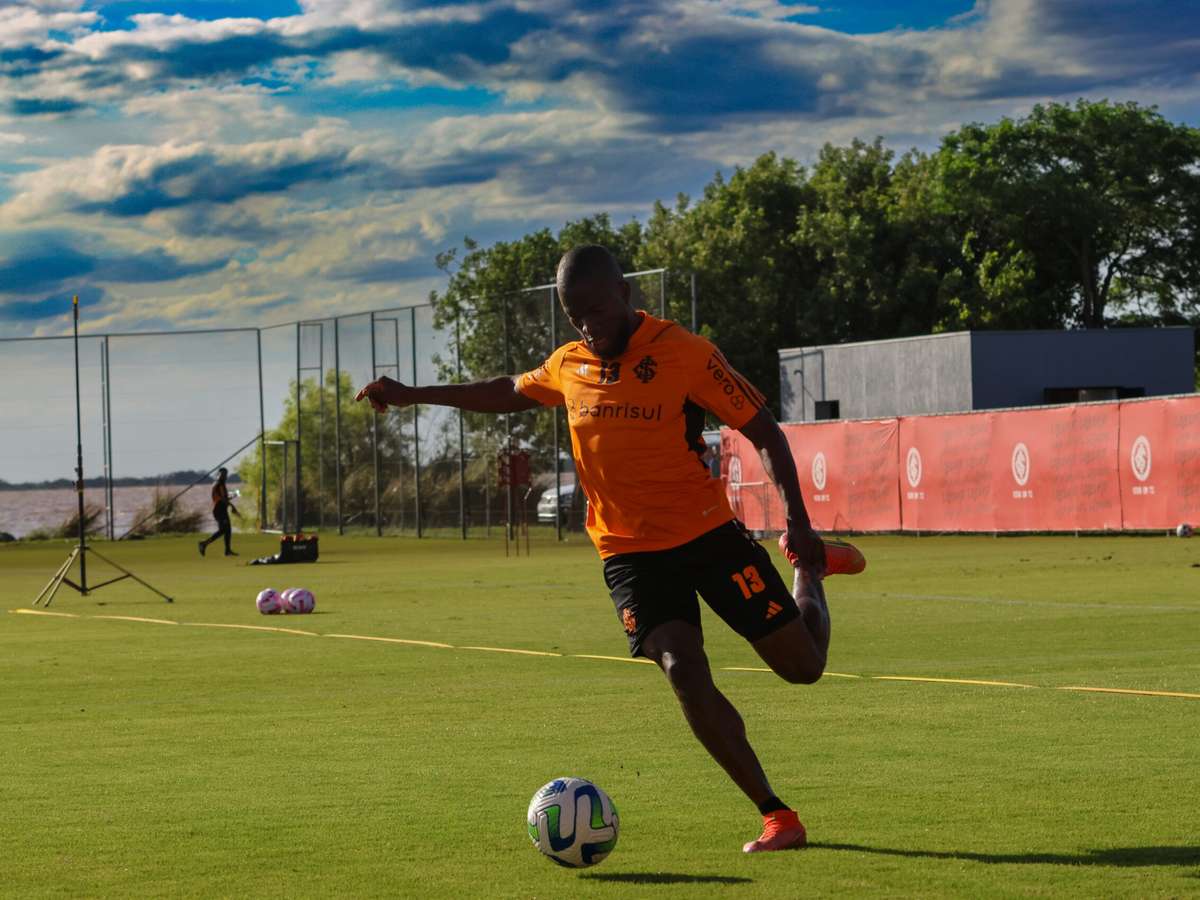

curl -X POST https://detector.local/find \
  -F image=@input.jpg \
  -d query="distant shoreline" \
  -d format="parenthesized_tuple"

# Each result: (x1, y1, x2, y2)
(0, 473, 243, 491)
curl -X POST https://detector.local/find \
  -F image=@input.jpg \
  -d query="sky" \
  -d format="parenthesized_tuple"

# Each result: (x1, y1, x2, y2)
(1, 0, 1199, 483)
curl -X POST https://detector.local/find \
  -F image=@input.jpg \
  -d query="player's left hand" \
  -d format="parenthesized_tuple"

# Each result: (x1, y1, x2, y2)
(783, 523, 826, 577)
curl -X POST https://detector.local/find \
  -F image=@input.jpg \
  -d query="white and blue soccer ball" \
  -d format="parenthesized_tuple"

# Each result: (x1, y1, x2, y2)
(526, 777, 619, 868)
(1177, 523, 1193, 538)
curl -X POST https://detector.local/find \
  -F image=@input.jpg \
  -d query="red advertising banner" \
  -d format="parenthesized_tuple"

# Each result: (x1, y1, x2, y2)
(899, 413, 995, 531)
(727, 394, 1195, 534)
(721, 420, 900, 532)
(1119, 396, 1200, 529)
(990, 404, 1121, 531)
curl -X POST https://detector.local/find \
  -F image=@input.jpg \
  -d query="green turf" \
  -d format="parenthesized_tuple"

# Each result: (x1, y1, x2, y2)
(2, 533, 1199, 897)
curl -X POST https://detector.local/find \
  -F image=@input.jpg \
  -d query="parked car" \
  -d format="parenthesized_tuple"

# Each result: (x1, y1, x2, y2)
(537, 483, 577, 524)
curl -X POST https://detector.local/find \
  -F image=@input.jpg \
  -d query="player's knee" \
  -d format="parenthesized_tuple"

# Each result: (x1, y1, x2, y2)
(658, 651, 714, 700)
(778, 658, 824, 685)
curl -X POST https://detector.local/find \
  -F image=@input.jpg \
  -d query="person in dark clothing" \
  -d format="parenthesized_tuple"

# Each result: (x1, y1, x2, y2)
(198, 468, 238, 557)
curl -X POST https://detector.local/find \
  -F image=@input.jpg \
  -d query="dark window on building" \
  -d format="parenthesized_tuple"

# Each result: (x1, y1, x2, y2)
(1043, 387, 1145, 404)
(814, 400, 840, 420)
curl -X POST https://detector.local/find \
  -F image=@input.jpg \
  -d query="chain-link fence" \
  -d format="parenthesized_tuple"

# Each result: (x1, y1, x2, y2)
(0, 269, 695, 541)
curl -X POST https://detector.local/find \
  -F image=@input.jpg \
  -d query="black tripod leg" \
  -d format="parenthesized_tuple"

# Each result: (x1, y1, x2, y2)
(85, 547, 173, 603)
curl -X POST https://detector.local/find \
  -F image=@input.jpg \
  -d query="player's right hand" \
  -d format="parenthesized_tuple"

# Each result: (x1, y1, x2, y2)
(355, 376, 409, 413)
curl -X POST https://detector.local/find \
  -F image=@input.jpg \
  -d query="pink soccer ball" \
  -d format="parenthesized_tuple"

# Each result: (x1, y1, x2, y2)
(283, 587, 315, 614)
(256, 588, 284, 615)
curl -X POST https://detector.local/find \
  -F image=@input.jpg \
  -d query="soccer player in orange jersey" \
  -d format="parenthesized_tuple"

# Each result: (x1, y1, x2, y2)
(357, 245, 832, 853)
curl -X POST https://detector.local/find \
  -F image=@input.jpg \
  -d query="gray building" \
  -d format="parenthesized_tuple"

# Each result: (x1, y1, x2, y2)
(779, 327, 1196, 421)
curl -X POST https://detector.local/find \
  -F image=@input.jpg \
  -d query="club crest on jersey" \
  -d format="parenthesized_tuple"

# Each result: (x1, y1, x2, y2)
(599, 361, 621, 384)
(633, 355, 657, 383)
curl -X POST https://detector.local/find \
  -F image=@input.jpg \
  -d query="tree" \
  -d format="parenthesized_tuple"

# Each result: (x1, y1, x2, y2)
(937, 100, 1200, 328)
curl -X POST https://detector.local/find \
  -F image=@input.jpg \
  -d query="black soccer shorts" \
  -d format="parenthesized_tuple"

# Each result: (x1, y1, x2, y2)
(602, 520, 799, 658)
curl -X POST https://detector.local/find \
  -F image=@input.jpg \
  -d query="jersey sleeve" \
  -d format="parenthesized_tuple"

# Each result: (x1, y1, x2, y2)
(515, 344, 568, 407)
(685, 336, 767, 429)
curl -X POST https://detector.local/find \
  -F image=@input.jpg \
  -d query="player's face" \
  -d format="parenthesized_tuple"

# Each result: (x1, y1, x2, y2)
(560, 277, 635, 360)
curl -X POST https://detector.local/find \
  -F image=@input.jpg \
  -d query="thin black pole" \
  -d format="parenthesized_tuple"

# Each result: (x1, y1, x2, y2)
(294, 322, 302, 532)
(502, 293, 512, 539)
(334, 317, 343, 535)
(318, 323, 325, 531)
(456, 313, 466, 540)
(101, 336, 113, 540)
(72, 296, 88, 591)
(660, 269, 666, 318)
(550, 287, 562, 542)
(370, 311, 381, 536)
(257, 329, 266, 529)
(411, 305, 422, 538)
(690, 272, 697, 332)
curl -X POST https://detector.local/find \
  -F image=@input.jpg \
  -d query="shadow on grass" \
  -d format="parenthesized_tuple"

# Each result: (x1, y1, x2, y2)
(582, 872, 753, 886)
(812, 843, 1200, 867)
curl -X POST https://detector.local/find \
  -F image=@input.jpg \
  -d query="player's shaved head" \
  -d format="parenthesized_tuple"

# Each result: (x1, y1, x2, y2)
(557, 245, 624, 292)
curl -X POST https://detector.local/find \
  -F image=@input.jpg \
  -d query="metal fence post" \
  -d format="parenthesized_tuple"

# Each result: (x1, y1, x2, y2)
(456, 313, 466, 540)
(294, 322, 303, 531)
(690, 272, 697, 333)
(101, 336, 114, 540)
(411, 305, 422, 538)
(370, 311, 381, 536)
(333, 317, 343, 535)
(550, 286, 562, 541)
(257, 329, 266, 529)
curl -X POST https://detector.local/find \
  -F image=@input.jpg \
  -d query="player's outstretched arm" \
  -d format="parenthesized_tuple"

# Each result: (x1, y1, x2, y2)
(355, 374, 541, 415)
(738, 407, 824, 573)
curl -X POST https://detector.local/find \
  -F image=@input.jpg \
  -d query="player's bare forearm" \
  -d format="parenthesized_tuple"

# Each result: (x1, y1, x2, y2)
(355, 374, 540, 414)
(739, 408, 809, 528)
(739, 407, 824, 571)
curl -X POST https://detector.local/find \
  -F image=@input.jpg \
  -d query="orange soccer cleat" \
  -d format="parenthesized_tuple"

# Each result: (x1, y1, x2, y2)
(778, 532, 866, 575)
(743, 809, 807, 853)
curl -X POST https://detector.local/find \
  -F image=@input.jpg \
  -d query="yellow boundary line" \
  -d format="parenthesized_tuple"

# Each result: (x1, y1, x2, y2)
(459, 645, 562, 657)
(9, 609, 1197, 700)
(185, 622, 319, 637)
(92, 615, 178, 626)
(874, 675, 1036, 688)
(325, 633, 453, 649)
(575, 654, 656, 665)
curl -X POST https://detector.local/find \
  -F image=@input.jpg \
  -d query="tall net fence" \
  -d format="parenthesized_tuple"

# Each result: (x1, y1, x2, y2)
(0, 269, 691, 540)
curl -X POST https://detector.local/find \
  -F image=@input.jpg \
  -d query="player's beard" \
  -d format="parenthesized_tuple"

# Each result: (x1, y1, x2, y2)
(595, 317, 633, 360)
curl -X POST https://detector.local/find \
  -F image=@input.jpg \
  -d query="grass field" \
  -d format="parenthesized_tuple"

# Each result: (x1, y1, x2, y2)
(3, 532, 1199, 898)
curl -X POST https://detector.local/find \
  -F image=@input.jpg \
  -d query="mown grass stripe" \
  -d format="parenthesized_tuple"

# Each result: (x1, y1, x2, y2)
(12, 609, 1198, 701)
(1058, 686, 1200, 700)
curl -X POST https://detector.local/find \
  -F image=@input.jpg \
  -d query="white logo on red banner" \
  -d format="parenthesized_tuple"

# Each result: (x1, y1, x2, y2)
(811, 452, 827, 491)
(906, 447, 922, 488)
(1131, 435, 1152, 482)
(1011, 442, 1030, 487)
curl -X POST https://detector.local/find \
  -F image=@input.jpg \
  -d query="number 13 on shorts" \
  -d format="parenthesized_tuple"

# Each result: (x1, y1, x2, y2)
(731, 565, 766, 599)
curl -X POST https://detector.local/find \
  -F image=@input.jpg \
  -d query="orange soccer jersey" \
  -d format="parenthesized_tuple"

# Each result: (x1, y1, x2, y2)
(516, 311, 767, 558)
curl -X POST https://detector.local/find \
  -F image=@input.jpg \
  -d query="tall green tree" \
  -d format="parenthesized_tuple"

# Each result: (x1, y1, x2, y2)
(937, 100, 1200, 328)
(639, 152, 815, 413)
